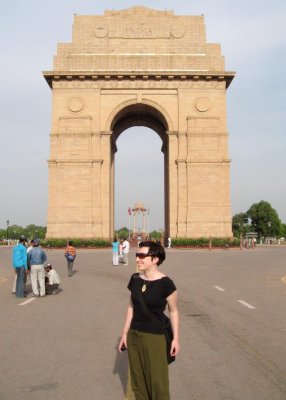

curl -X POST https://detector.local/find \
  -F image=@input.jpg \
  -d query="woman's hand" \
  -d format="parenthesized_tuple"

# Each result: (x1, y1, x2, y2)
(118, 333, 128, 352)
(170, 338, 180, 356)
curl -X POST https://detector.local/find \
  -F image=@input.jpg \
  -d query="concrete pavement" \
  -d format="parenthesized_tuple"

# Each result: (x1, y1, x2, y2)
(1, 246, 286, 399)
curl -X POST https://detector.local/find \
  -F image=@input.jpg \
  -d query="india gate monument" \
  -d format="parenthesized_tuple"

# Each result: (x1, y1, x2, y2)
(43, 6, 235, 240)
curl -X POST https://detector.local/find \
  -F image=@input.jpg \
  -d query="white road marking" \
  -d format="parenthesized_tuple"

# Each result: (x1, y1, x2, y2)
(238, 300, 255, 309)
(19, 298, 37, 306)
(214, 285, 225, 292)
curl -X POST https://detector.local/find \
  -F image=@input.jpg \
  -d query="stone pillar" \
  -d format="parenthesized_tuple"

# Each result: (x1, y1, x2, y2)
(100, 131, 112, 239)
(167, 131, 179, 238)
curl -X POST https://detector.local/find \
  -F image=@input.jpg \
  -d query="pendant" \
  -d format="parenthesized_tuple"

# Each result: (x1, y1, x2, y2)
(142, 284, 146, 292)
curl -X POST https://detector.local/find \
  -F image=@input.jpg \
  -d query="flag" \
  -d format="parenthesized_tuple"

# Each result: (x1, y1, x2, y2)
(128, 207, 131, 216)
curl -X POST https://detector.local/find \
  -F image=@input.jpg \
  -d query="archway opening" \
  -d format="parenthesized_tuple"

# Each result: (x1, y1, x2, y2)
(111, 104, 169, 242)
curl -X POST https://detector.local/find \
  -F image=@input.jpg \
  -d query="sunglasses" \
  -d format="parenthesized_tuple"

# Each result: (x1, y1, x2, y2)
(135, 253, 153, 259)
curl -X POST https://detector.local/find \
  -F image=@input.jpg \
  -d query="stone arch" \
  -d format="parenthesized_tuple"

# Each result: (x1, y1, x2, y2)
(106, 99, 173, 137)
(108, 103, 171, 239)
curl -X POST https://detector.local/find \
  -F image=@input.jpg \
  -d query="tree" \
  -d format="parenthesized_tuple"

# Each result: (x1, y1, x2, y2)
(149, 230, 162, 240)
(117, 227, 130, 239)
(280, 223, 286, 238)
(247, 201, 281, 238)
(24, 225, 46, 239)
(232, 212, 251, 238)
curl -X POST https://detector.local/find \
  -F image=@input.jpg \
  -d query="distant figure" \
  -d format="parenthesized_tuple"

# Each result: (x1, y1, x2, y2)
(12, 238, 32, 294)
(44, 263, 60, 294)
(112, 238, 119, 266)
(122, 238, 130, 265)
(28, 238, 47, 297)
(65, 241, 76, 277)
(119, 240, 123, 263)
(12, 236, 28, 298)
(168, 237, 171, 248)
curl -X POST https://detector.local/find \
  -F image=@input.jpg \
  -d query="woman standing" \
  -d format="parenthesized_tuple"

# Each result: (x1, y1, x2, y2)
(112, 237, 119, 266)
(65, 240, 76, 277)
(118, 241, 179, 400)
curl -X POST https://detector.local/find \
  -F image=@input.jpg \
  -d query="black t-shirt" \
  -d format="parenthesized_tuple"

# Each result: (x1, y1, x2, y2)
(127, 273, 176, 334)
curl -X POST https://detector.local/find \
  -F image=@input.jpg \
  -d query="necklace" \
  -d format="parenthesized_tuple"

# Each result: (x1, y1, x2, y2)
(141, 280, 150, 292)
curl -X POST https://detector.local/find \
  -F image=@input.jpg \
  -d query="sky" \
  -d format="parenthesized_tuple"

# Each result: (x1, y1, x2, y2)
(0, 0, 285, 232)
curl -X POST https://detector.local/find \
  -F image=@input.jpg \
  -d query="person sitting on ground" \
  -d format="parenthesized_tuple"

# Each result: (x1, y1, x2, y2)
(44, 263, 60, 295)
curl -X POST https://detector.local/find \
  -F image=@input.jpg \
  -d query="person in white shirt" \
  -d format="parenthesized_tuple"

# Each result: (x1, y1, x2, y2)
(44, 263, 60, 295)
(122, 238, 130, 265)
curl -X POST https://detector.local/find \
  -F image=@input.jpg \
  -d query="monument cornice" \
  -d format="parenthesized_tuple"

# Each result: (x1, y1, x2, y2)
(48, 159, 103, 165)
(43, 70, 235, 89)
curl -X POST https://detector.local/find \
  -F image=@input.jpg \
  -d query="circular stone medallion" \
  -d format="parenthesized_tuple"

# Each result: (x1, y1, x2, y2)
(67, 97, 84, 113)
(194, 97, 211, 113)
(94, 26, 108, 38)
(170, 24, 185, 38)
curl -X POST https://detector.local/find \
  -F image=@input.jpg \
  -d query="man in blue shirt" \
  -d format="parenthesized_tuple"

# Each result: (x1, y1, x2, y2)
(12, 236, 28, 298)
(28, 238, 47, 297)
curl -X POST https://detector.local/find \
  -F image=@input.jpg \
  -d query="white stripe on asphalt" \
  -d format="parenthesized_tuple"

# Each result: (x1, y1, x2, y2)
(19, 298, 37, 306)
(214, 285, 225, 292)
(238, 300, 255, 309)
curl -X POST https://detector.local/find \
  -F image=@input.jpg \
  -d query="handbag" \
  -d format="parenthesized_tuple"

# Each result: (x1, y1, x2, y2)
(66, 252, 75, 262)
(135, 276, 175, 364)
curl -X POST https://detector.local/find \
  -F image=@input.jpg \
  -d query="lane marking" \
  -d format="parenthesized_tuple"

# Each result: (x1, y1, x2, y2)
(281, 276, 286, 284)
(19, 298, 36, 306)
(238, 300, 255, 309)
(214, 285, 225, 292)
(0, 277, 8, 284)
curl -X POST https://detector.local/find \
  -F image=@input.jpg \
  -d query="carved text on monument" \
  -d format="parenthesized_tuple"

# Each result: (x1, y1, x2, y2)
(94, 24, 185, 39)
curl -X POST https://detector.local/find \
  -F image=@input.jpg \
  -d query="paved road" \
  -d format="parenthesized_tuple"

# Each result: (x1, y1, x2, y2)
(0, 246, 286, 399)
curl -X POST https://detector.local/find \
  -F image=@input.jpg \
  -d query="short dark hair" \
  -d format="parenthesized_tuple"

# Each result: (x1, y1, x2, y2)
(68, 241, 73, 246)
(19, 236, 26, 243)
(139, 240, 166, 266)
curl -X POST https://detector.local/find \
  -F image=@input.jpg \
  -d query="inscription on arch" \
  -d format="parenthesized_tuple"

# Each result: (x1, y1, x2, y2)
(94, 24, 185, 39)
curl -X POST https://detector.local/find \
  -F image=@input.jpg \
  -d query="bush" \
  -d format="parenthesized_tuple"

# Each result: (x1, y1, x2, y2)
(42, 239, 111, 248)
(172, 237, 240, 248)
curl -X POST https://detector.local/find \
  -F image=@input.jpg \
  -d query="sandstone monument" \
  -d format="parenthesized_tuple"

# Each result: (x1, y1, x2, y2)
(43, 6, 235, 239)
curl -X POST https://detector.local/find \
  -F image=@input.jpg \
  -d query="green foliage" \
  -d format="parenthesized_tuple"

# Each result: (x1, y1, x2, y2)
(116, 227, 130, 239)
(1, 224, 47, 240)
(149, 230, 162, 240)
(42, 239, 111, 248)
(280, 223, 286, 238)
(247, 201, 281, 238)
(172, 237, 240, 248)
(232, 212, 252, 238)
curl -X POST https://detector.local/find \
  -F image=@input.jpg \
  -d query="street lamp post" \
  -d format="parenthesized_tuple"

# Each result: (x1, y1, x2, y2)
(6, 220, 9, 241)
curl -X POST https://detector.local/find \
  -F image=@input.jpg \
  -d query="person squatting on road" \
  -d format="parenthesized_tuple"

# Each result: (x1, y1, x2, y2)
(28, 238, 47, 297)
(65, 241, 76, 277)
(44, 263, 60, 295)
(119, 241, 179, 400)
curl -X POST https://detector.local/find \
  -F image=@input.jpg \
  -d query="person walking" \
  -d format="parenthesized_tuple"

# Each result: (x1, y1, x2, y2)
(118, 241, 179, 400)
(122, 238, 130, 265)
(65, 241, 76, 277)
(28, 238, 47, 297)
(112, 238, 119, 266)
(12, 236, 28, 298)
